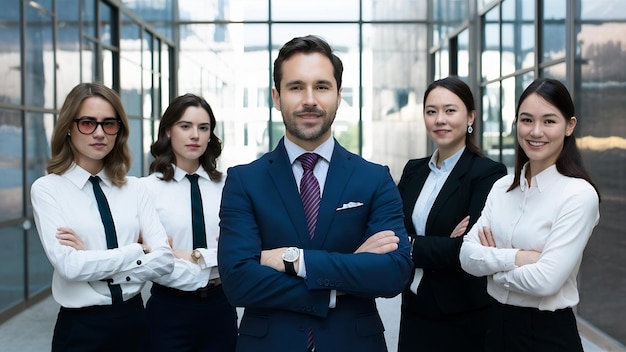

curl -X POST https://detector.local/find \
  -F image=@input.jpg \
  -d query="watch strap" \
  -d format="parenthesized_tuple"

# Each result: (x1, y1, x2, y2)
(284, 260, 296, 275)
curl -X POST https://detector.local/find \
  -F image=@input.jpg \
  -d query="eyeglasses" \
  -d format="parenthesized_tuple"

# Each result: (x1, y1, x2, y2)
(74, 117, 121, 135)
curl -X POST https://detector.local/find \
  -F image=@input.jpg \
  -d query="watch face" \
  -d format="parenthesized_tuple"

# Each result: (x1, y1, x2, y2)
(282, 247, 299, 262)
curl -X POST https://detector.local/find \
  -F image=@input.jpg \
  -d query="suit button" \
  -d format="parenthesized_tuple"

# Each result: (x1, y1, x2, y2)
(298, 324, 305, 331)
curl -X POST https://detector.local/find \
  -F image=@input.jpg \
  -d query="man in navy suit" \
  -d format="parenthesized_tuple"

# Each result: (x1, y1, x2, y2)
(217, 35, 413, 351)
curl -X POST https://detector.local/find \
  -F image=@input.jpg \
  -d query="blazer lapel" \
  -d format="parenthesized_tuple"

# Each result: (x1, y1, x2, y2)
(267, 139, 311, 246)
(401, 160, 430, 234)
(313, 142, 355, 248)
(425, 149, 473, 232)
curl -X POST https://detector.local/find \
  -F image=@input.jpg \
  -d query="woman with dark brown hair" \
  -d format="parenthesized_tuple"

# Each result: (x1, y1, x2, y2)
(460, 78, 600, 351)
(398, 77, 506, 351)
(143, 93, 237, 351)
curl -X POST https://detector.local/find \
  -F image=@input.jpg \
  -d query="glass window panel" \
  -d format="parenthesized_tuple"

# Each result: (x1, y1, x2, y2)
(120, 59, 142, 116)
(540, 63, 566, 81)
(0, 109, 23, 223)
(102, 48, 114, 88)
(26, 112, 54, 212)
(363, 23, 428, 175)
(0, 224, 25, 312)
(431, 0, 469, 45)
(271, 0, 360, 21)
(82, 0, 96, 38)
(127, 118, 142, 177)
(28, 225, 53, 296)
(433, 51, 442, 80)
(121, 14, 142, 66)
(500, 76, 517, 169)
(160, 43, 171, 114)
(575, 1, 626, 343)
(481, 82, 501, 163)
(25, 4, 54, 109)
(481, 6, 500, 81)
(29, 0, 52, 12)
(142, 118, 153, 176)
(81, 39, 96, 82)
(100, 1, 113, 46)
(363, 0, 427, 21)
(501, 0, 535, 74)
(580, 0, 625, 20)
(457, 29, 470, 81)
(178, 0, 269, 22)
(0, 4, 21, 105)
(542, 0, 566, 62)
(120, 0, 174, 41)
(56, 0, 81, 108)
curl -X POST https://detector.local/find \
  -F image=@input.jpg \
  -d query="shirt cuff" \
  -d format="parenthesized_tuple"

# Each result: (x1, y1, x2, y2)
(297, 249, 306, 278)
(329, 290, 337, 308)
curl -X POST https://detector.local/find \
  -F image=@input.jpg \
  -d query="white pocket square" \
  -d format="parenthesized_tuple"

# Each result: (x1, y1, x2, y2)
(336, 201, 364, 211)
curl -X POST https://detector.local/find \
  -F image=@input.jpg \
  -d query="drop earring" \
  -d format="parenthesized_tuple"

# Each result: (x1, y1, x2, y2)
(467, 125, 473, 134)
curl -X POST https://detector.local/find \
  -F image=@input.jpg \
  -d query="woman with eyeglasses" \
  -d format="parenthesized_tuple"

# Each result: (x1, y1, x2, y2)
(30, 82, 174, 351)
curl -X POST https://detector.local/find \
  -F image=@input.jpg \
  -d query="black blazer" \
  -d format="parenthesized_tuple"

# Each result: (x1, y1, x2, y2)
(397, 149, 507, 316)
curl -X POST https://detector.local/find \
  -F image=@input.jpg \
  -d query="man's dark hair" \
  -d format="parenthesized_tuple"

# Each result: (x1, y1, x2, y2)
(273, 35, 343, 94)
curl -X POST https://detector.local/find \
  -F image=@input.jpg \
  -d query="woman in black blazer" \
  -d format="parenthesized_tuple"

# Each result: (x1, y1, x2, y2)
(397, 77, 507, 352)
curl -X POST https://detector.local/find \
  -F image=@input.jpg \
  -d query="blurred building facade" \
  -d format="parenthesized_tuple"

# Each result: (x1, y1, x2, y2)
(0, 0, 624, 346)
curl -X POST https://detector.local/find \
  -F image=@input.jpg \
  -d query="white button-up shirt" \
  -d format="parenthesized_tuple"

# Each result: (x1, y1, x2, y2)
(31, 164, 174, 308)
(142, 165, 223, 291)
(460, 164, 599, 311)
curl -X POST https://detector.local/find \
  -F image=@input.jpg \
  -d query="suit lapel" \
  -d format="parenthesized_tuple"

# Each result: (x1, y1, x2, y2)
(425, 149, 473, 232)
(267, 139, 311, 246)
(313, 142, 355, 248)
(400, 160, 430, 234)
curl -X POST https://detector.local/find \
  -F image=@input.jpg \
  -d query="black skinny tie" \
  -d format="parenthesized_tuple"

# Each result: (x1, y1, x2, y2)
(186, 174, 207, 249)
(89, 176, 123, 304)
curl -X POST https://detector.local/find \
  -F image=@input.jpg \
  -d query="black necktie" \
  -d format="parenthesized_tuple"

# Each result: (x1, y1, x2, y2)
(186, 174, 207, 249)
(89, 176, 123, 304)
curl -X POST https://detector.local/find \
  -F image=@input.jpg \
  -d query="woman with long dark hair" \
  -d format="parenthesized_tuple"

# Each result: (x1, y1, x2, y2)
(397, 77, 506, 351)
(142, 93, 237, 351)
(460, 78, 600, 351)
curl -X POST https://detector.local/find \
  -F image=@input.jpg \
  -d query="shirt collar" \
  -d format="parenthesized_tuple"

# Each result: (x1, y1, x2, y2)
(284, 135, 334, 165)
(65, 163, 113, 189)
(428, 147, 465, 173)
(173, 164, 210, 182)
(520, 163, 560, 192)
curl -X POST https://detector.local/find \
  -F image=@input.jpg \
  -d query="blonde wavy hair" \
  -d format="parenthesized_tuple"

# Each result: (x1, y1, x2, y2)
(47, 82, 131, 186)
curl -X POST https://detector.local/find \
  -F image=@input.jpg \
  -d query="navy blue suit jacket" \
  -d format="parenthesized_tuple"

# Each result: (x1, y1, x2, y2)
(397, 149, 507, 317)
(218, 138, 413, 352)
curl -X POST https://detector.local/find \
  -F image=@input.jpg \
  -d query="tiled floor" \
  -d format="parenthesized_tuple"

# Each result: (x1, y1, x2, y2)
(0, 289, 616, 352)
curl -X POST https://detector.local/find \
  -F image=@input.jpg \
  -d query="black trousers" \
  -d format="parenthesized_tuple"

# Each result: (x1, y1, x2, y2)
(52, 294, 149, 352)
(146, 283, 238, 352)
(485, 301, 584, 352)
(397, 290, 490, 352)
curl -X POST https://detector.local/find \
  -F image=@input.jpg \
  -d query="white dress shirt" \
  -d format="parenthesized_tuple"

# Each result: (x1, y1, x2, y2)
(284, 136, 336, 307)
(142, 165, 223, 291)
(460, 163, 599, 311)
(409, 147, 464, 294)
(31, 164, 174, 308)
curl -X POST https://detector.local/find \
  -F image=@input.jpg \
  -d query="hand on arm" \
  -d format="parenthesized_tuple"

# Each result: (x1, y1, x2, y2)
(55, 227, 85, 250)
(478, 226, 496, 247)
(477, 225, 540, 267)
(354, 230, 399, 254)
(450, 216, 470, 238)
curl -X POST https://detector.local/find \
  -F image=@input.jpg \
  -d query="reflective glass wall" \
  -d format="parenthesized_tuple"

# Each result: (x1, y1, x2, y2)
(0, 0, 173, 321)
(172, 0, 430, 178)
(431, 0, 626, 345)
